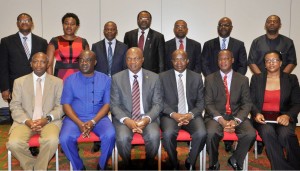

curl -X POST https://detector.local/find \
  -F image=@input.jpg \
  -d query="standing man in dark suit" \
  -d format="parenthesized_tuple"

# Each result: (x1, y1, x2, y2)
(165, 20, 202, 73)
(124, 10, 165, 73)
(201, 17, 247, 77)
(160, 49, 207, 170)
(0, 13, 48, 103)
(111, 47, 162, 169)
(92, 21, 128, 77)
(204, 49, 256, 170)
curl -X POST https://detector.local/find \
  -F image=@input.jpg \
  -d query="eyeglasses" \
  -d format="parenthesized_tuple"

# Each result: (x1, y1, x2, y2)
(172, 58, 187, 62)
(265, 58, 280, 63)
(18, 19, 31, 24)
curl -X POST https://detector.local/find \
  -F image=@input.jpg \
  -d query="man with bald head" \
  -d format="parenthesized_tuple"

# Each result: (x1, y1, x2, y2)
(165, 20, 202, 74)
(248, 15, 297, 74)
(201, 17, 247, 77)
(59, 50, 115, 170)
(111, 47, 162, 169)
(204, 49, 255, 170)
(160, 49, 206, 170)
(7, 52, 63, 170)
(92, 21, 128, 77)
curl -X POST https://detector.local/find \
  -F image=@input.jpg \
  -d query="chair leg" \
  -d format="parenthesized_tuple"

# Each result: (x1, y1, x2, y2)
(158, 141, 161, 171)
(254, 141, 257, 159)
(200, 144, 206, 171)
(243, 152, 248, 171)
(8, 150, 12, 171)
(70, 161, 73, 171)
(55, 148, 59, 171)
(114, 145, 118, 171)
(112, 147, 115, 170)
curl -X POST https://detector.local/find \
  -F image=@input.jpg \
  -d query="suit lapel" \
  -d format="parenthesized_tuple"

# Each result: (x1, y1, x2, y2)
(133, 29, 139, 46)
(14, 33, 29, 61)
(143, 29, 152, 56)
(24, 74, 35, 116)
(186, 38, 193, 59)
(216, 72, 226, 98)
(42, 74, 52, 111)
(101, 40, 109, 66)
(170, 70, 178, 102)
(123, 70, 132, 111)
(142, 69, 149, 109)
(227, 37, 234, 51)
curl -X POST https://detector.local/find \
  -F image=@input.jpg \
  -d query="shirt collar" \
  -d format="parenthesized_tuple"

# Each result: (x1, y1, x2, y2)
(128, 68, 143, 79)
(220, 69, 233, 78)
(105, 38, 116, 45)
(139, 28, 149, 35)
(33, 72, 46, 81)
(174, 69, 187, 78)
(19, 32, 32, 41)
(219, 36, 230, 42)
(175, 37, 186, 43)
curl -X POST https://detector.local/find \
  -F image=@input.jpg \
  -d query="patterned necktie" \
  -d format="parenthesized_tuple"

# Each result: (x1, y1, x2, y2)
(23, 37, 30, 59)
(138, 31, 145, 51)
(33, 78, 43, 120)
(221, 38, 226, 50)
(177, 74, 186, 114)
(223, 75, 232, 114)
(132, 75, 141, 121)
(107, 41, 113, 76)
(179, 39, 184, 50)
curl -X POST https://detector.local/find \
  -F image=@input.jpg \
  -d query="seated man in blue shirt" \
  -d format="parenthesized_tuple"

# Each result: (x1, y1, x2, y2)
(59, 50, 115, 170)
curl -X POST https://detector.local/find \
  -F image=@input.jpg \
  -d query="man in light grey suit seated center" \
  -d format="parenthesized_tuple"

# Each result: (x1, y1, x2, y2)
(110, 47, 163, 170)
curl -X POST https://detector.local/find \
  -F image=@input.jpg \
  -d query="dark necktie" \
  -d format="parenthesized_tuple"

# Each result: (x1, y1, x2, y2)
(179, 39, 184, 50)
(138, 31, 145, 51)
(221, 38, 226, 50)
(132, 75, 141, 121)
(33, 78, 43, 120)
(223, 75, 232, 114)
(107, 41, 113, 76)
(177, 74, 186, 114)
(23, 37, 30, 59)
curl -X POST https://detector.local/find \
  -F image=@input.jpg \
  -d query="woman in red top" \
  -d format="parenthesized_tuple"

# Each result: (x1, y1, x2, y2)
(250, 50, 300, 170)
(47, 13, 89, 80)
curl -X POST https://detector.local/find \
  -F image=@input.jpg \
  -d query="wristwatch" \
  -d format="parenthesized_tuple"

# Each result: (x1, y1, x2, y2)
(46, 116, 52, 123)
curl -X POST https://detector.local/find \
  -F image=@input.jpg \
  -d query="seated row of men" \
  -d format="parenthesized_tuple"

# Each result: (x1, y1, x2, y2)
(7, 47, 300, 170)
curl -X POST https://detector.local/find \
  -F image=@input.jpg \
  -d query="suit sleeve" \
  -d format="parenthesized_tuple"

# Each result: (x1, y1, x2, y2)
(123, 32, 129, 47)
(10, 80, 29, 123)
(235, 77, 252, 121)
(286, 75, 300, 119)
(236, 42, 247, 75)
(285, 40, 297, 65)
(158, 34, 165, 73)
(250, 74, 260, 117)
(247, 40, 257, 65)
(0, 38, 10, 91)
(189, 76, 204, 117)
(47, 78, 64, 121)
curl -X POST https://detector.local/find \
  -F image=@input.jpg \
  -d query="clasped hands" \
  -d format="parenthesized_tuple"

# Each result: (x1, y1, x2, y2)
(171, 113, 193, 126)
(218, 117, 237, 133)
(79, 120, 95, 138)
(124, 117, 150, 134)
(25, 118, 48, 132)
(255, 113, 290, 126)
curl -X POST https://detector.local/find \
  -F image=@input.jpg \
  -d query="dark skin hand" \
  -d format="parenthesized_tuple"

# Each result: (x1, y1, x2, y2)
(124, 118, 143, 133)
(171, 113, 193, 126)
(255, 113, 290, 126)
(1, 90, 11, 102)
(218, 117, 236, 133)
(25, 118, 48, 132)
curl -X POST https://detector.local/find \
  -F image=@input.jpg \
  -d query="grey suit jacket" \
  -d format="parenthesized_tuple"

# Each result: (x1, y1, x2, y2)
(9, 73, 63, 133)
(110, 68, 163, 122)
(165, 38, 202, 73)
(204, 71, 252, 121)
(159, 69, 204, 117)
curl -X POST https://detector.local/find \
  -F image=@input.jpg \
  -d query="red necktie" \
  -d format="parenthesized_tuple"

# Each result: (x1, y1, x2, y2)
(179, 39, 184, 50)
(223, 75, 232, 114)
(132, 75, 141, 121)
(138, 31, 145, 51)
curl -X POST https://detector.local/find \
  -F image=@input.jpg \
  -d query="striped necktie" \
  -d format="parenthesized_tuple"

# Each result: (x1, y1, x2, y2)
(132, 75, 141, 121)
(177, 74, 186, 114)
(23, 37, 30, 59)
(107, 41, 113, 76)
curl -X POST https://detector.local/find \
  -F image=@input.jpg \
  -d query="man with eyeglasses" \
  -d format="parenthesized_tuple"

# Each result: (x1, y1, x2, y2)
(124, 10, 165, 73)
(165, 20, 202, 74)
(111, 47, 162, 169)
(201, 17, 247, 77)
(248, 15, 297, 75)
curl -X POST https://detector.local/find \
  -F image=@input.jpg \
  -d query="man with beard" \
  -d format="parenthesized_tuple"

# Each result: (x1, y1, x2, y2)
(248, 15, 297, 74)
(165, 20, 202, 73)
(124, 10, 165, 73)
(201, 17, 247, 77)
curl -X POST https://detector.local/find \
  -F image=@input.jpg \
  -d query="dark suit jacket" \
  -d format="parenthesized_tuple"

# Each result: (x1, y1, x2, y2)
(92, 39, 128, 76)
(165, 38, 202, 73)
(0, 33, 48, 92)
(110, 68, 163, 122)
(201, 37, 247, 76)
(124, 29, 165, 73)
(204, 71, 252, 121)
(250, 72, 300, 123)
(159, 69, 204, 117)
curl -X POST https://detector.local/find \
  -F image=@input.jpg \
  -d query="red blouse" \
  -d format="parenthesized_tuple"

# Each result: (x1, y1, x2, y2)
(262, 89, 280, 112)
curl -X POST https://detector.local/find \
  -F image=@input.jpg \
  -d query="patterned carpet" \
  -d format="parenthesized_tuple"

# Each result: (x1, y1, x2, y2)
(0, 123, 299, 170)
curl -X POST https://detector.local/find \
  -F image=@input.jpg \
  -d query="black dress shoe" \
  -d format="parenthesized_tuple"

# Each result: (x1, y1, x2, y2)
(207, 161, 220, 170)
(29, 147, 39, 156)
(185, 158, 196, 170)
(91, 141, 101, 153)
(228, 157, 242, 170)
(224, 141, 234, 152)
(81, 165, 86, 171)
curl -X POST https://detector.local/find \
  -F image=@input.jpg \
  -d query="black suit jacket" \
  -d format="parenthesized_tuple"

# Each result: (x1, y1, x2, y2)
(204, 71, 252, 121)
(0, 33, 48, 92)
(165, 38, 202, 73)
(92, 39, 128, 76)
(124, 28, 165, 73)
(250, 72, 300, 123)
(159, 69, 204, 117)
(201, 37, 247, 76)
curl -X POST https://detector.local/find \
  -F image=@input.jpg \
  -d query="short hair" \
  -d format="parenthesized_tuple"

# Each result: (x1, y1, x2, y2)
(62, 13, 80, 26)
(266, 15, 281, 24)
(137, 10, 152, 20)
(17, 13, 32, 21)
(264, 50, 282, 61)
(218, 49, 233, 58)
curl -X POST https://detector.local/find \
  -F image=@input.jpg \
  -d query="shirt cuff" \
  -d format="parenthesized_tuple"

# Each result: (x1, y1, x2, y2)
(234, 117, 242, 123)
(120, 117, 129, 124)
(214, 116, 222, 122)
(188, 112, 195, 119)
(170, 112, 175, 117)
(142, 115, 152, 123)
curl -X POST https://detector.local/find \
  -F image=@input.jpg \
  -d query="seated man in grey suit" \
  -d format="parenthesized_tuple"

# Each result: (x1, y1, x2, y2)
(165, 20, 202, 73)
(7, 52, 63, 170)
(110, 47, 163, 169)
(204, 49, 256, 170)
(160, 49, 207, 170)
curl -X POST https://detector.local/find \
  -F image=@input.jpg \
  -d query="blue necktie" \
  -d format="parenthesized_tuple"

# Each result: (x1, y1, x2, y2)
(222, 38, 226, 50)
(108, 42, 113, 76)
